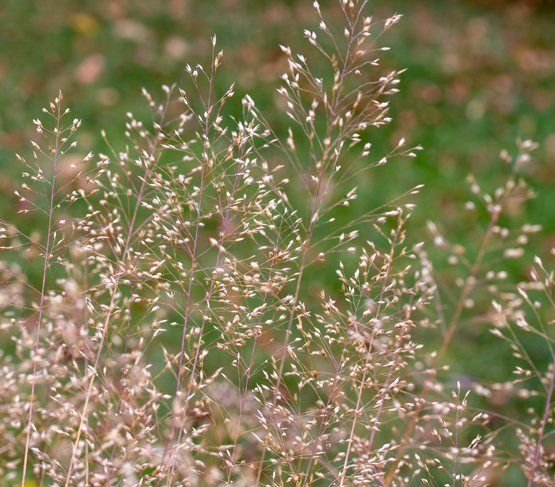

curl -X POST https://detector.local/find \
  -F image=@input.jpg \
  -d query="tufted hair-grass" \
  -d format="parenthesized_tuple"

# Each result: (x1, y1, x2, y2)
(1, 1, 554, 487)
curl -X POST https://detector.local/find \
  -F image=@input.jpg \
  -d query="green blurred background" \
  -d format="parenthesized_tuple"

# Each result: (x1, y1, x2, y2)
(1, 0, 555, 483)
(1, 0, 554, 248)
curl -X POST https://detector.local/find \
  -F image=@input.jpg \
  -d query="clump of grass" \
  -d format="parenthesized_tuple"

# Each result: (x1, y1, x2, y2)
(1, 1, 553, 486)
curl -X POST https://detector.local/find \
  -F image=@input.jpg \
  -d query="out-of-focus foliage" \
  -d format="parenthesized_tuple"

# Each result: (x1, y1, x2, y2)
(1, 0, 554, 239)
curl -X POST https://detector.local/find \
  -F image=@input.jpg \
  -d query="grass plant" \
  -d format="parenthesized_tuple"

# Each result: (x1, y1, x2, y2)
(0, 1, 553, 486)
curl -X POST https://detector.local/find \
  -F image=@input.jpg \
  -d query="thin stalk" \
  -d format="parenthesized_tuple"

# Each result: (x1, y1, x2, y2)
(255, 8, 360, 482)
(299, 341, 350, 487)
(366, 297, 413, 454)
(226, 251, 280, 485)
(162, 55, 219, 484)
(299, 229, 393, 486)
(106, 286, 135, 483)
(382, 212, 500, 487)
(337, 222, 400, 487)
(64, 92, 172, 487)
(452, 397, 460, 487)
(167, 142, 243, 483)
(527, 353, 555, 487)
(21, 103, 61, 487)
(255, 167, 325, 485)
(83, 261, 90, 487)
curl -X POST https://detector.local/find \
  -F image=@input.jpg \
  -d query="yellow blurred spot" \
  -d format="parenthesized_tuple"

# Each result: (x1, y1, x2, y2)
(70, 13, 99, 37)
(24, 481, 37, 487)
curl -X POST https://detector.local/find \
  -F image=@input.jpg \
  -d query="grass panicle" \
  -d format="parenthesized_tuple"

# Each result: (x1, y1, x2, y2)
(0, 2, 553, 486)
